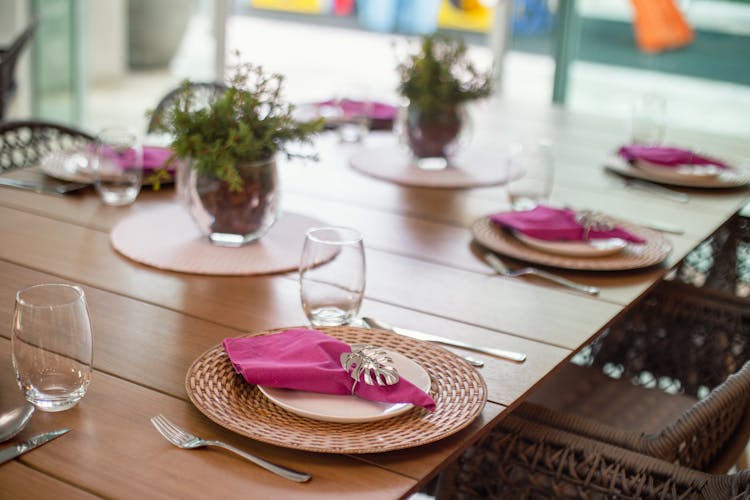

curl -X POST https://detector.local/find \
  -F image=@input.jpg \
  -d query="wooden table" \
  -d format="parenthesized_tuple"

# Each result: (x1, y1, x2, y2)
(1, 99, 748, 499)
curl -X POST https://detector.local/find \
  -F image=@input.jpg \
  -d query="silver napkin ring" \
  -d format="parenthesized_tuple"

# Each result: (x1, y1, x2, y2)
(341, 344, 399, 395)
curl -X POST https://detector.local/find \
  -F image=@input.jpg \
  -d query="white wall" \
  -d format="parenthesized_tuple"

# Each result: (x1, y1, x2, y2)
(86, 0, 127, 83)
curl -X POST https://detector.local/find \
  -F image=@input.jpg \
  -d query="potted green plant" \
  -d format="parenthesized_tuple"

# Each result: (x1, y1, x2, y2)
(155, 60, 324, 247)
(397, 34, 493, 163)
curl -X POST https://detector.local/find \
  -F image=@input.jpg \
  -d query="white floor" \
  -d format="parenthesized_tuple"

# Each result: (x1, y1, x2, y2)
(84, 14, 750, 141)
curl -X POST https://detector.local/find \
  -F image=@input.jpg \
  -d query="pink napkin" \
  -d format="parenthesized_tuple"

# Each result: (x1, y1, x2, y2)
(223, 328, 436, 411)
(97, 145, 175, 172)
(618, 145, 728, 169)
(316, 99, 398, 120)
(490, 205, 645, 243)
(142, 146, 175, 172)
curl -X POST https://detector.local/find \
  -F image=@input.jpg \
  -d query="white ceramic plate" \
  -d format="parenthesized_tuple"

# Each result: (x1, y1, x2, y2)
(258, 349, 431, 423)
(39, 150, 93, 184)
(513, 231, 628, 258)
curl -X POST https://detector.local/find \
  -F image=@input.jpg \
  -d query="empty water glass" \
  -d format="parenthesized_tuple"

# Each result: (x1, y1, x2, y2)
(93, 127, 143, 206)
(506, 142, 555, 211)
(300, 227, 365, 327)
(12, 284, 93, 412)
(631, 93, 666, 145)
(333, 85, 372, 143)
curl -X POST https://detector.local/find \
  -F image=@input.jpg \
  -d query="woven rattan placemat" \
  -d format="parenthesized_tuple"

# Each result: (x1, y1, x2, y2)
(604, 155, 750, 189)
(185, 325, 487, 454)
(472, 215, 672, 271)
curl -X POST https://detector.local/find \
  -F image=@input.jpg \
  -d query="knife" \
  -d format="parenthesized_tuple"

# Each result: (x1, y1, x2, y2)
(362, 317, 526, 363)
(0, 178, 89, 195)
(0, 429, 70, 465)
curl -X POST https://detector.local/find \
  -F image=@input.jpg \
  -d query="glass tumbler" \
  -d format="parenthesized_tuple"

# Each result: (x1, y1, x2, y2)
(300, 227, 366, 327)
(505, 142, 555, 211)
(630, 93, 666, 145)
(12, 284, 93, 412)
(92, 127, 143, 206)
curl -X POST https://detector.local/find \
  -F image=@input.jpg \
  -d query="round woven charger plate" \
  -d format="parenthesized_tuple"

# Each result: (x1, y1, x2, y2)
(185, 325, 487, 454)
(472, 216, 672, 271)
(349, 145, 511, 189)
(605, 155, 750, 189)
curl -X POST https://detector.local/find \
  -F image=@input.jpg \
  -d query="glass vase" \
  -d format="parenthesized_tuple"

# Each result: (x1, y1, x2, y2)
(185, 157, 280, 246)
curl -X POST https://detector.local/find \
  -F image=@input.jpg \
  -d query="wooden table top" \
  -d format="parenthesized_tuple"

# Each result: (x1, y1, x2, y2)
(1, 98, 748, 499)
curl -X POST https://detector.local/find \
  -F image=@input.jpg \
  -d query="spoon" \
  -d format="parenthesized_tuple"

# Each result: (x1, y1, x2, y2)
(0, 403, 34, 442)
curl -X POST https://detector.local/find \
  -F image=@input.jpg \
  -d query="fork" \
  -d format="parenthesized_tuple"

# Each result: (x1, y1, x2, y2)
(150, 415, 312, 482)
(484, 253, 600, 296)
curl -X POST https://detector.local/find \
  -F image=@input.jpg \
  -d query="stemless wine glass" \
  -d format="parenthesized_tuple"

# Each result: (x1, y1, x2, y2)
(92, 127, 143, 206)
(299, 227, 365, 327)
(505, 142, 555, 211)
(12, 284, 93, 412)
(630, 93, 666, 145)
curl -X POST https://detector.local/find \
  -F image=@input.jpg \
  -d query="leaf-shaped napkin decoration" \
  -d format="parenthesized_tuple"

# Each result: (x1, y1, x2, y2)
(340, 344, 400, 394)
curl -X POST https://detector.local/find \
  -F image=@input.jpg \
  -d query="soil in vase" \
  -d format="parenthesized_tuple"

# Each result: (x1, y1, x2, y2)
(406, 106, 463, 159)
(190, 160, 279, 246)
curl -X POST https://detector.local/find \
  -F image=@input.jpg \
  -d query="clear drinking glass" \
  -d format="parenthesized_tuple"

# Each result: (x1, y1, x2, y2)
(506, 142, 555, 211)
(12, 284, 93, 412)
(630, 93, 666, 145)
(333, 85, 372, 143)
(92, 127, 143, 206)
(300, 227, 365, 327)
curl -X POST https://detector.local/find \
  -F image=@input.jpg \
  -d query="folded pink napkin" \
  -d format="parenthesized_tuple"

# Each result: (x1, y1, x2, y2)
(490, 205, 645, 243)
(618, 145, 728, 169)
(97, 145, 175, 172)
(223, 328, 435, 411)
(316, 99, 398, 120)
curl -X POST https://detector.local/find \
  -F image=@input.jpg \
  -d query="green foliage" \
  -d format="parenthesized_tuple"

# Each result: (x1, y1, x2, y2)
(155, 60, 324, 191)
(397, 34, 493, 120)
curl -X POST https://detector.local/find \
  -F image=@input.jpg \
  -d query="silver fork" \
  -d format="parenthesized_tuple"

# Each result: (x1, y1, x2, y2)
(150, 415, 312, 483)
(484, 253, 600, 296)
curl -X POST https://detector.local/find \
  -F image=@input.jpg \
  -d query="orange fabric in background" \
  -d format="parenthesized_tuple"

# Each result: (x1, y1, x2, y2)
(631, 0, 694, 53)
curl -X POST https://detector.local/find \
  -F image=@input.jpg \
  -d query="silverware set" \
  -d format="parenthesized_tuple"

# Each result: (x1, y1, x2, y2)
(150, 415, 312, 483)
(484, 252, 600, 296)
(0, 177, 89, 195)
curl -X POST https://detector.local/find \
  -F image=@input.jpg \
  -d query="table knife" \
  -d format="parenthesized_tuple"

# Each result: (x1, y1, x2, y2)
(362, 317, 526, 363)
(0, 429, 70, 465)
(0, 178, 89, 195)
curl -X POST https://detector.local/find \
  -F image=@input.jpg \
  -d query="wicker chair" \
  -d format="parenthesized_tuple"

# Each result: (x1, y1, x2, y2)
(0, 120, 94, 173)
(519, 278, 750, 474)
(146, 81, 228, 134)
(436, 278, 750, 498)
(437, 414, 750, 499)
(1, 21, 37, 120)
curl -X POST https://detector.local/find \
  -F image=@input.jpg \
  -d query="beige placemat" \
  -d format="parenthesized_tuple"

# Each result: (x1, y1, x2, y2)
(186, 325, 487, 454)
(350, 145, 511, 188)
(110, 203, 327, 275)
(472, 215, 673, 271)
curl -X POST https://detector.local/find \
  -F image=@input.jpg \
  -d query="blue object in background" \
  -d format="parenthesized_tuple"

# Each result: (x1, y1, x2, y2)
(513, 0, 554, 36)
(357, 0, 441, 35)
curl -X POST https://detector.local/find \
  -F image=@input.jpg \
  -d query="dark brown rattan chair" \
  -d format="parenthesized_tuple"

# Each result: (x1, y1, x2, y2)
(437, 414, 750, 499)
(436, 278, 750, 498)
(146, 81, 228, 134)
(519, 279, 750, 474)
(0, 120, 94, 173)
(0, 21, 37, 120)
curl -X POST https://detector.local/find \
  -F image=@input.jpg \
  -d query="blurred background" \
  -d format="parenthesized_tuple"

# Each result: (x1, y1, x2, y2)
(1, 0, 749, 137)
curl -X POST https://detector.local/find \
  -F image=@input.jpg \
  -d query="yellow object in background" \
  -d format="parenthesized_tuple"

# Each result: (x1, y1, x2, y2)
(250, 0, 325, 14)
(438, 0, 494, 32)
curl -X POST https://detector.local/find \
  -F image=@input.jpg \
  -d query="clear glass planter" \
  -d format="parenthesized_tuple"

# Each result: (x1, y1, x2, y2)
(402, 104, 467, 169)
(185, 157, 280, 247)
